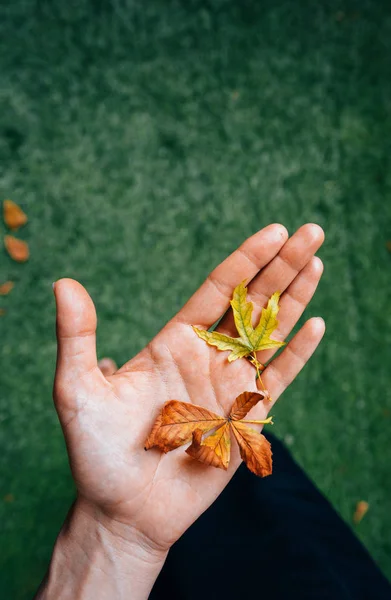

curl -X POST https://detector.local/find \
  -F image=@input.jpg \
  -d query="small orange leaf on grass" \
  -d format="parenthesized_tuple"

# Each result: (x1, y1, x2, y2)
(0, 308, 5, 316)
(146, 391, 273, 477)
(3, 199, 28, 230)
(4, 235, 29, 262)
(386, 241, 391, 252)
(0, 281, 14, 295)
(353, 500, 369, 524)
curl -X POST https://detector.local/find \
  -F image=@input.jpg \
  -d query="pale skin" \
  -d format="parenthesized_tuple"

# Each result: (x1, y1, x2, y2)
(37, 223, 326, 600)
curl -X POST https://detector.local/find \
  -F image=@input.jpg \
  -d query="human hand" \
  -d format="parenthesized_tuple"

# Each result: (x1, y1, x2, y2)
(45, 223, 325, 598)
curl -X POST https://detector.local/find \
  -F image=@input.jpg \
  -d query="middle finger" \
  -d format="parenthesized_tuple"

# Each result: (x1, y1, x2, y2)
(217, 223, 324, 337)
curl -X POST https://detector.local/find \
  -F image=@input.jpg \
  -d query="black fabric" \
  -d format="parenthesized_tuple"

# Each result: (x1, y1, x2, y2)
(151, 434, 391, 599)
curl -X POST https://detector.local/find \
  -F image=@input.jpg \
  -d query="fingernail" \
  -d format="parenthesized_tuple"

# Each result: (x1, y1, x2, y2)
(52, 281, 56, 292)
(315, 317, 326, 331)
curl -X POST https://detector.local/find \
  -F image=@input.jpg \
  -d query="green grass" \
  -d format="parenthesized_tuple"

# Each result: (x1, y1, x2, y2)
(1, 0, 391, 597)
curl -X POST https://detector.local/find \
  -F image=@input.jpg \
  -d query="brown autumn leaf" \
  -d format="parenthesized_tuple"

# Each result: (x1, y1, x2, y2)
(4, 235, 29, 262)
(0, 281, 14, 295)
(229, 388, 271, 420)
(145, 402, 225, 452)
(145, 391, 273, 477)
(187, 424, 231, 470)
(3, 199, 28, 230)
(230, 421, 272, 477)
(353, 500, 369, 524)
(0, 308, 5, 316)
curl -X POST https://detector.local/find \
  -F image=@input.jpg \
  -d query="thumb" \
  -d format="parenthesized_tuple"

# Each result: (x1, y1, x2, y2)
(53, 278, 98, 385)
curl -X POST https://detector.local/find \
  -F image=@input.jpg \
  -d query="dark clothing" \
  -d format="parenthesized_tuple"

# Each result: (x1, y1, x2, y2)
(151, 434, 391, 599)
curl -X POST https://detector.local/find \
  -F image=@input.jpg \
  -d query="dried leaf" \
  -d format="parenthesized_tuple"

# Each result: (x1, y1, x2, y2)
(353, 500, 369, 524)
(4, 235, 29, 262)
(229, 391, 265, 421)
(146, 391, 273, 477)
(144, 413, 163, 449)
(145, 401, 225, 452)
(191, 329, 250, 361)
(193, 282, 285, 363)
(386, 240, 391, 253)
(186, 424, 231, 470)
(0, 308, 5, 316)
(231, 421, 272, 477)
(3, 200, 28, 230)
(0, 281, 14, 295)
(250, 290, 284, 350)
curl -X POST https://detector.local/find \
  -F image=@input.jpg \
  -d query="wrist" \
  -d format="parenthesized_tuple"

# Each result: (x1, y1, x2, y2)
(36, 496, 168, 600)
(74, 495, 169, 565)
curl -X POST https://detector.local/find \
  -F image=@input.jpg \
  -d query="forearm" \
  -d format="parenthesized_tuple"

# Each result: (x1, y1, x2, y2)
(35, 498, 167, 600)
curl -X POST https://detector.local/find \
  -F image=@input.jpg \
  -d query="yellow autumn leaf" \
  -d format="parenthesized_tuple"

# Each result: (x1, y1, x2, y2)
(230, 281, 254, 347)
(190, 328, 250, 362)
(250, 290, 284, 350)
(193, 282, 285, 363)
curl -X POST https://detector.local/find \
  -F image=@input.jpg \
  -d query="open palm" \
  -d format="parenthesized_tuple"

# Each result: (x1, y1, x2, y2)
(53, 223, 325, 553)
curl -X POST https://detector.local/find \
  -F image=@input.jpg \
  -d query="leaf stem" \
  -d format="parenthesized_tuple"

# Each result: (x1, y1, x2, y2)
(241, 417, 274, 425)
(252, 351, 265, 390)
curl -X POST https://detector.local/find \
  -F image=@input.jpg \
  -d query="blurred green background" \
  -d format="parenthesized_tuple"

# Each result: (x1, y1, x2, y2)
(1, 0, 391, 597)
